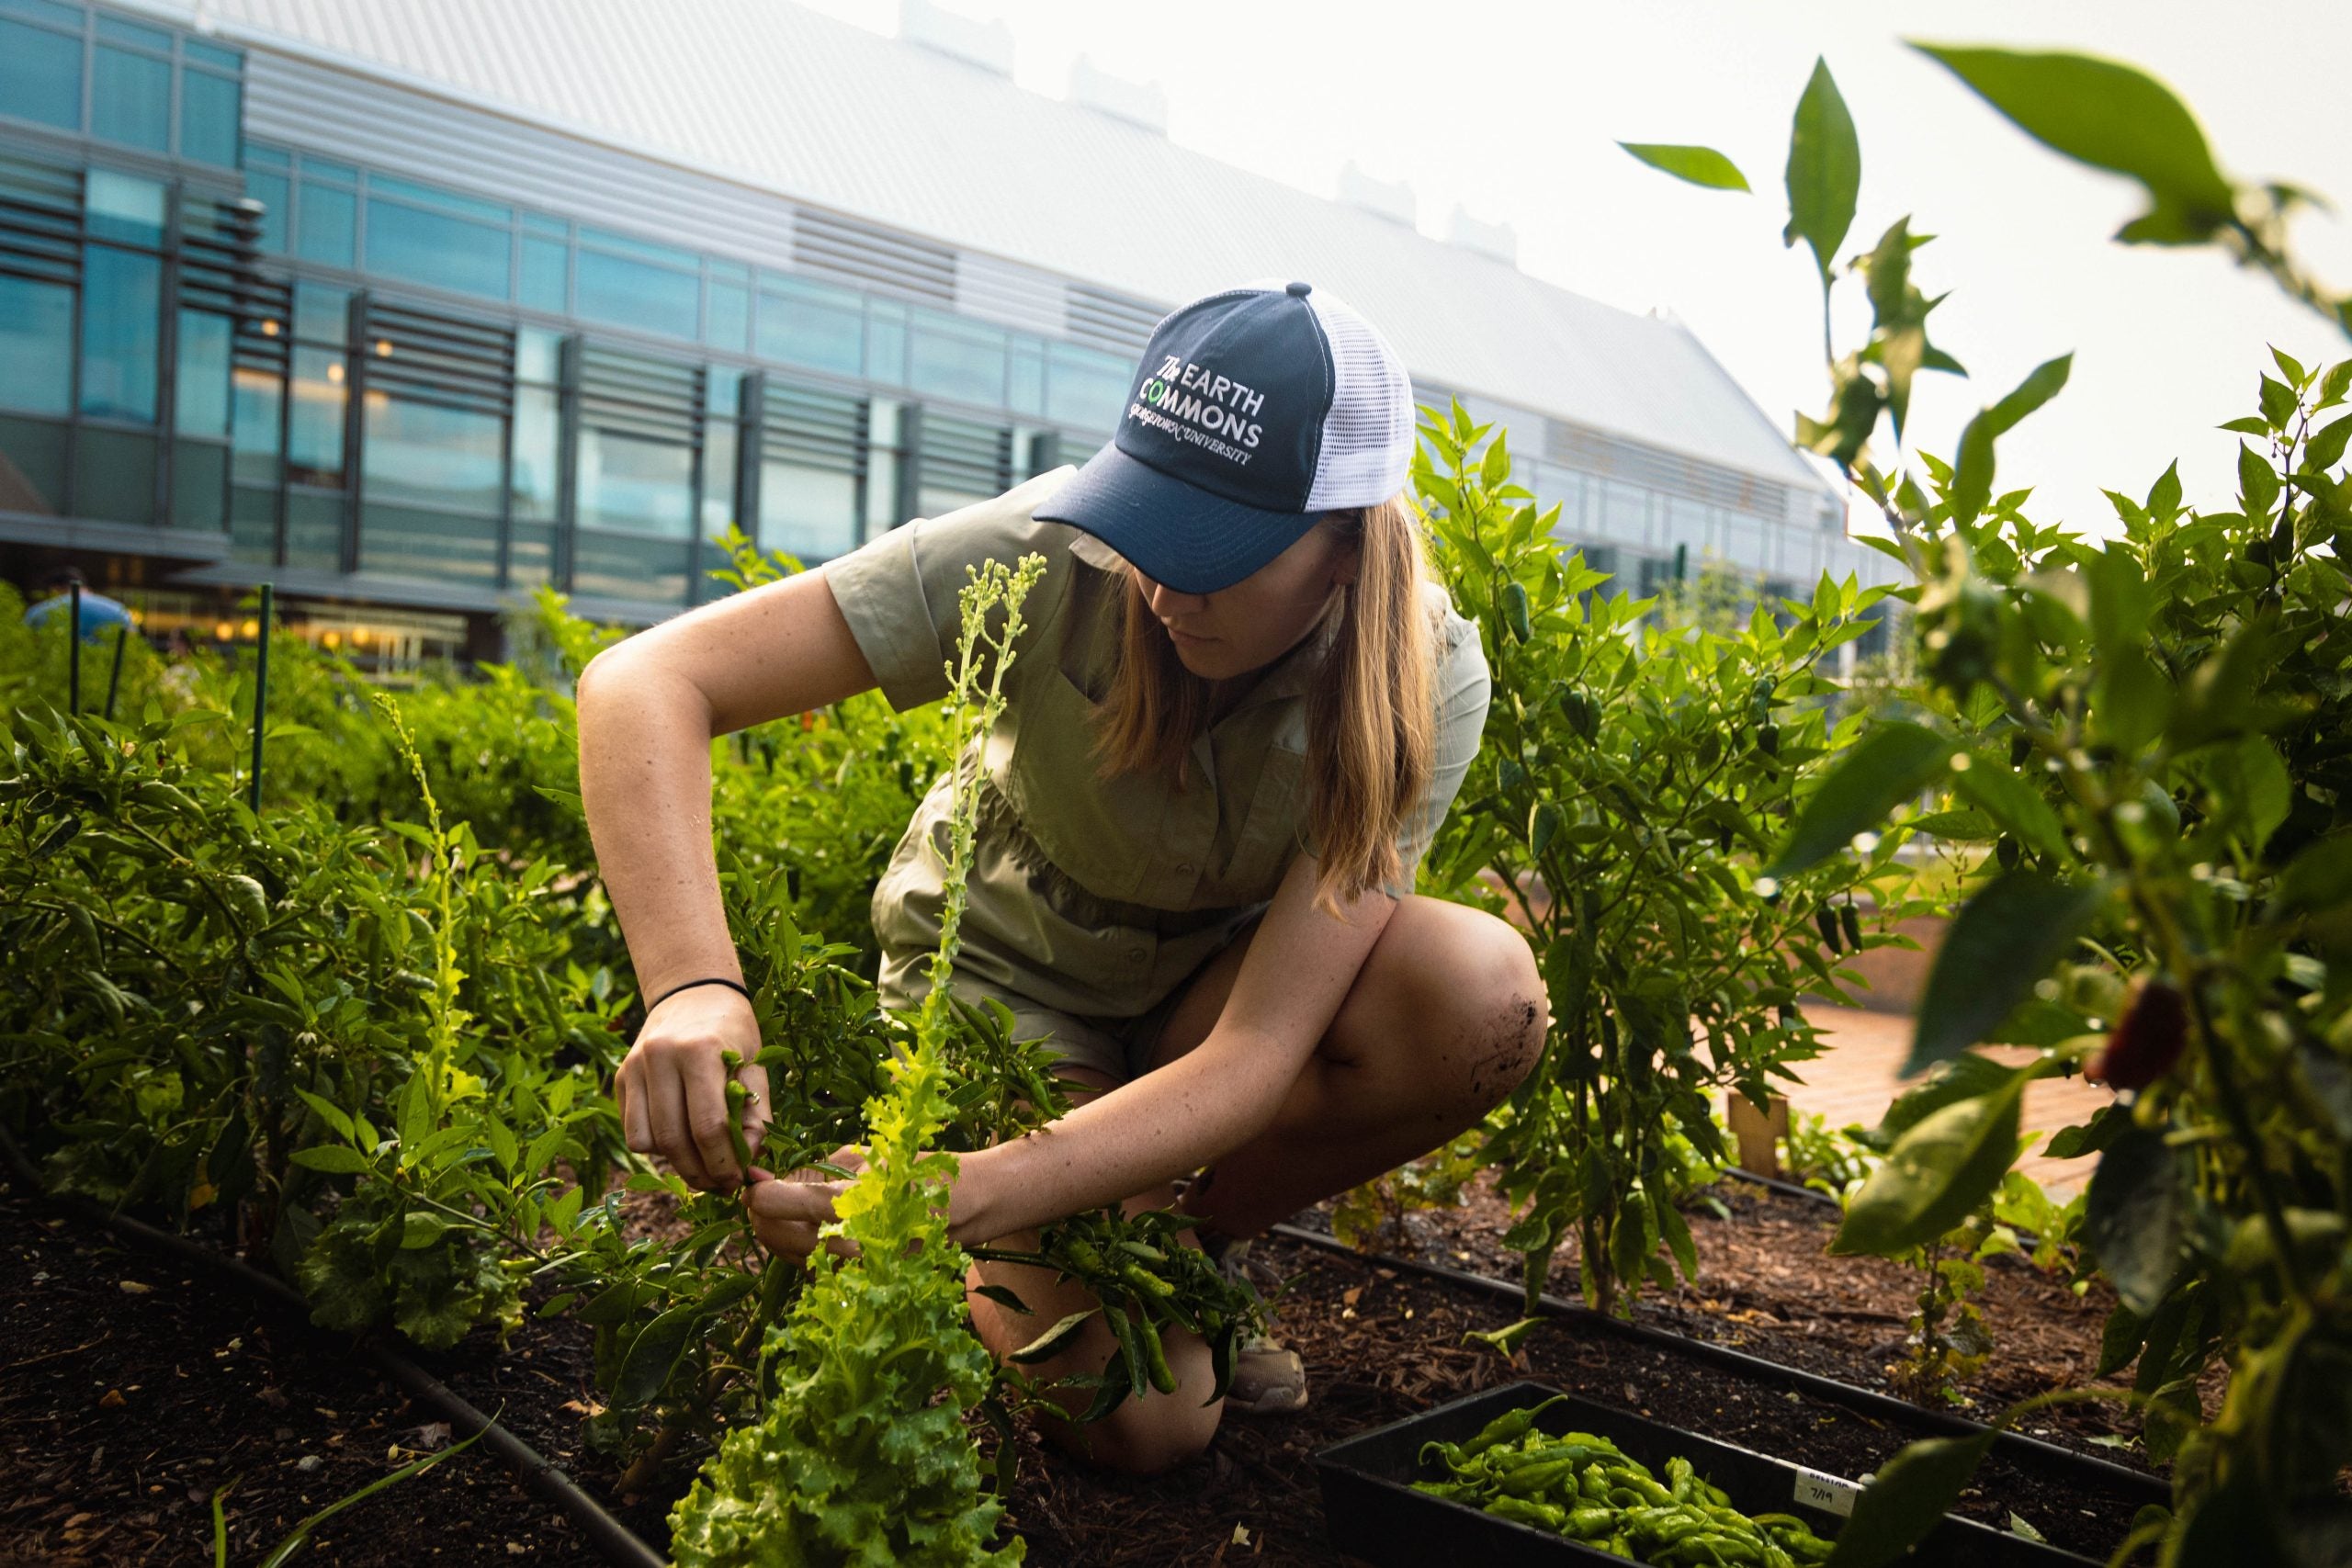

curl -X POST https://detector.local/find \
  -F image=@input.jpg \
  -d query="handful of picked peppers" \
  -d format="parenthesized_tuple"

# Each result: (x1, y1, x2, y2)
(1411, 1396, 1836, 1566)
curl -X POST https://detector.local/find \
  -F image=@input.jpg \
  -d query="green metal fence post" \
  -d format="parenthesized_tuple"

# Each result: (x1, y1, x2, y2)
(247, 583, 274, 813)
(104, 623, 129, 720)
(66, 581, 82, 715)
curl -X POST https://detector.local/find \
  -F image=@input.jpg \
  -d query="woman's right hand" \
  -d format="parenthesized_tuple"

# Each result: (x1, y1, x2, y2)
(614, 986, 769, 1190)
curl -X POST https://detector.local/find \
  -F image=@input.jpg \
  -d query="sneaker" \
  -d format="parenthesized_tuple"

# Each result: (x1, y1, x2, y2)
(1208, 1236, 1308, 1416)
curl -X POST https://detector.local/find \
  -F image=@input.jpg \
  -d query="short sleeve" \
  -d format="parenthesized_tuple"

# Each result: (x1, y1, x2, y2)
(1387, 592, 1491, 896)
(820, 468, 1079, 712)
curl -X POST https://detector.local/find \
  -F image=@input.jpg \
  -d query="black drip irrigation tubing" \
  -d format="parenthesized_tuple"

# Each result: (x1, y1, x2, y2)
(1267, 1220, 2170, 1504)
(0, 1124, 665, 1568)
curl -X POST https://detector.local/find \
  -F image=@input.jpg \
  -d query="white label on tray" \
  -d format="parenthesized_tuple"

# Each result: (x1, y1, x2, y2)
(1792, 1466, 1861, 1517)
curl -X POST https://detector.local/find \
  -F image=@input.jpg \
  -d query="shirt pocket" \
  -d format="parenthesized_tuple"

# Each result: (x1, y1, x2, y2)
(997, 668, 1148, 902)
(1213, 743, 1306, 905)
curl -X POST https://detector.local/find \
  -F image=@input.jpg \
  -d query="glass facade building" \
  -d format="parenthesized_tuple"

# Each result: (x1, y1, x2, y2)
(0, 0, 1884, 656)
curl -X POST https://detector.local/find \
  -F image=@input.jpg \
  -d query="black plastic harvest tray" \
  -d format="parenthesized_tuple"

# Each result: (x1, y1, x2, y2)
(1314, 1382, 2098, 1567)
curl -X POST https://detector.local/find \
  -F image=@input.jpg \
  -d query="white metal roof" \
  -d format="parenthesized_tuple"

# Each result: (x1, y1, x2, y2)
(160, 0, 1831, 497)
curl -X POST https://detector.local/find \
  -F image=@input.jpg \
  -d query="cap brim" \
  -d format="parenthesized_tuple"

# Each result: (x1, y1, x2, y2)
(1034, 442, 1321, 595)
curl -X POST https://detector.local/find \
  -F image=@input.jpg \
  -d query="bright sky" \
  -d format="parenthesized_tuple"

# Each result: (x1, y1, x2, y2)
(804, 0, 2352, 541)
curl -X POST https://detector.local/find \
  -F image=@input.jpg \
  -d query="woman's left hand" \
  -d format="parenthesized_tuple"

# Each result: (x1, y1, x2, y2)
(743, 1146, 865, 1260)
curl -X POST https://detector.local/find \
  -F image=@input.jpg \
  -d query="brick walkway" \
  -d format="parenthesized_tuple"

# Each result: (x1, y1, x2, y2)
(1780, 1006, 2111, 1198)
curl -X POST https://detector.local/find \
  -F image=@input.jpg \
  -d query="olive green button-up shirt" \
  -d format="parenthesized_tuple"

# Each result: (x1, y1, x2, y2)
(823, 468, 1491, 1021)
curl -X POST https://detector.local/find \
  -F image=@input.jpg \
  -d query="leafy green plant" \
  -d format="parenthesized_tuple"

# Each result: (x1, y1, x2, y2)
(1418, 410, 1917, 1314)
(1330, 1132, 1485, 1253)
(1634, 42, 2352, 1566)
(667, 554, 1046, 1566)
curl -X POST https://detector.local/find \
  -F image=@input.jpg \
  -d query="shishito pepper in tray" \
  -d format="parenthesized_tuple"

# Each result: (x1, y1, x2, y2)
(1411, 1401, 1836, 1566)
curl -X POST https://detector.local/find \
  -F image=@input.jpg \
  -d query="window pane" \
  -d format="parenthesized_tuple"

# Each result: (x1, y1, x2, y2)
(0, 275, 74, 415)
(85, 169, 166, 245)
(865, 310, 905, 385)
(362, 393, 503, 510)
(1008, 342, 1043, 417)
(288, 346, 345, 484)
(509, 385, 559, 520)
(702, 418, 738, 541)
(0, 412, 67, 514)
(185, 39, 241, 72)
(92, 47, 170, 152)
(761, 460, 859, 561)
(1045, 344, 1129, 432)
(0, 18, 82, 130)
(293, 280, 348, 345)
(171, 437, 228, 529)
(909, 313, 1005, 407)
(80, 245, 162, 423)
(576, 248, 697, 340)
(519, 235, 567, 313)
(578, 428, 692, 536)
(571, 530, 688, 605)
(283, 487, 342, 570)
(508, 521, 554, 588)
(74, 425, 157, 524)
(232, 366, 282, 484)
(174, 310, 232, 439)
(360, 498, 499, 584)
(1, 0, 83, 28)
(756, 282, 862, 376)
(96, 16, 171, 50)
(245, 169, 288, 254)
(297, 182, 356, 268)
(230, 483, 276, 561)
(515, 327, 560, 384)
(179, 70, 241, 166)
(366, 197, 510, 299)
(706, 279, 750, 353)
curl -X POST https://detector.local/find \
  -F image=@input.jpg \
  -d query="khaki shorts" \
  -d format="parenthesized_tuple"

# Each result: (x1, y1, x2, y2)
(877, 968, 1192, 1087)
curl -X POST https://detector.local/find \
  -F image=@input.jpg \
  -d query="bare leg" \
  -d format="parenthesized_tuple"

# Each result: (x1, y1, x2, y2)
(959, 897, 1544, 1474)
(1149, 896, 1544, 1240)
(963, 1070, 1222, 1476)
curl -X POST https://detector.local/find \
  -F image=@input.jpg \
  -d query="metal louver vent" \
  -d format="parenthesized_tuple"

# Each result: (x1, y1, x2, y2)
(791, 207, 955, 308)
(922, 412, 1012, 496)
(0, 153, 82, 288)
(762, 380, 867, 477)
(1545, 419, 1790, 520)
(1064, 284, 1163, 356)
(360, 300, 514, 417)
(177, 192, 269, 322)
(580, 343, 702, 444)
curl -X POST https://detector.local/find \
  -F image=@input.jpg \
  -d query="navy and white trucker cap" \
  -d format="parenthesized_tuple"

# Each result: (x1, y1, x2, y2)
(1035, 279, 1413, 595)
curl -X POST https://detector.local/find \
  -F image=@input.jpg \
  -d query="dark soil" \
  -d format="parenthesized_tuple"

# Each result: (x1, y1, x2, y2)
(0, 1178, 599, 1568)
(4, 1169, 2163, 1567)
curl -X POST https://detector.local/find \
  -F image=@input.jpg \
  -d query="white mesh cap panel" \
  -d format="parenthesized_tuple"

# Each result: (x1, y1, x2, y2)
(1301, 286, 1413, 512)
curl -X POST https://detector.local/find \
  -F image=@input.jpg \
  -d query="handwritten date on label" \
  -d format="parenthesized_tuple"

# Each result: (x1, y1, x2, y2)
(1792, 1465, 1860, 1517)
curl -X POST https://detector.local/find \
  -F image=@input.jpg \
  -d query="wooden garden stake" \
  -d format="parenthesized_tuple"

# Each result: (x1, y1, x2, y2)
(1727, 1092, 1790, 1180)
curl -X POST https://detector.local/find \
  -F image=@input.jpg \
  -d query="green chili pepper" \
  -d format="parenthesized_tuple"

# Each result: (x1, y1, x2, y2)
(1460, 1393, 1570, 1459)
(1121, 1262, 1176, 1300)
(1668, 1455, 1696, 1501)
(1498, 1457, 1580, 1497)
(1502, 581, 1532, 644)
(1062, 1238, 1107, 1276)
(1487, 1495, 1565, 1532)
(721, 1079, 754, 1173)
(1815, 905, 1842, 952)
(1839, 902, 1862, 949)
(1563, 1506, 1617, 1540)
(1136, 1314, 1178, 1395)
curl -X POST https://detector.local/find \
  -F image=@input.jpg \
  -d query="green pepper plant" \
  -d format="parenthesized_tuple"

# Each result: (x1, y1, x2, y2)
(1623, 40, 2352, 1567)
(1416, 412, 1917, 1314)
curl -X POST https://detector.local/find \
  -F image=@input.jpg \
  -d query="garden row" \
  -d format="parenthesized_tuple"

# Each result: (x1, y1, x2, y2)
(6, 41, 2352, 1568)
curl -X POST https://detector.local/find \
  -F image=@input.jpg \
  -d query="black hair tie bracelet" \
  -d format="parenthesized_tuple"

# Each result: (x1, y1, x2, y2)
(648, 976, 754, 1012)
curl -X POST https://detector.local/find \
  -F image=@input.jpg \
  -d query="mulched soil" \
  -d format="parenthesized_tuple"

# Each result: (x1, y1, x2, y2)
(0, 1178, 599, 1568)
(4, 1169, 2165, 1567)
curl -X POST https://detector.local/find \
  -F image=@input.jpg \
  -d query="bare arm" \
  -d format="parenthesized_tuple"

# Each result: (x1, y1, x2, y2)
(948, 853, 1393, 1242)
(579, 566, 877, 1190)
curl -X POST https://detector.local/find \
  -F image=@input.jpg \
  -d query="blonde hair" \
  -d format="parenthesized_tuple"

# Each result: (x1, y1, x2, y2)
(1091, 493, 1437, 910)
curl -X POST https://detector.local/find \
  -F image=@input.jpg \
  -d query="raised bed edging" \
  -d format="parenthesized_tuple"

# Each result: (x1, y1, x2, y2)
(1317, 1382, 2101, 1567)
(1269, 1222, 2169, 1507)
(0, 1124, 665, 1568)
